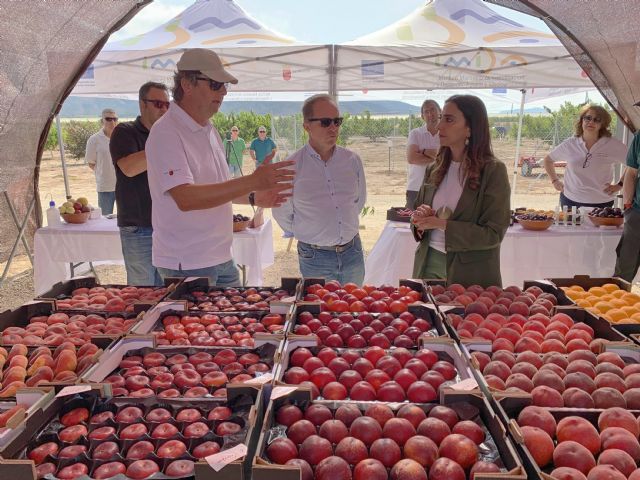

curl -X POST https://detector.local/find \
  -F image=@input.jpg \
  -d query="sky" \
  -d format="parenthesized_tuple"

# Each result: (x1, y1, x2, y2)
(109, 0, 604, 113)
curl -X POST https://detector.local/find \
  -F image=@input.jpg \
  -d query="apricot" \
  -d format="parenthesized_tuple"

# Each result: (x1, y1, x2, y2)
(521, 426, 554, 467)
(553, 441, 596, 475)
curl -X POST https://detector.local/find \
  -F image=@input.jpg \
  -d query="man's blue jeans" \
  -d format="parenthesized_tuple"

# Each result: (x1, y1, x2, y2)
(157, 259, 240, 287)
(119, 226, 162, 286)
(228, 164, 242, 177)
(297, 234, 365, 285)
(98, 191, 116, 215)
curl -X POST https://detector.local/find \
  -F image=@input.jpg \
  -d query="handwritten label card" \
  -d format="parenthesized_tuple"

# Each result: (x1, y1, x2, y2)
(56, 385, 91, 397)
(205, 444, 247, 471)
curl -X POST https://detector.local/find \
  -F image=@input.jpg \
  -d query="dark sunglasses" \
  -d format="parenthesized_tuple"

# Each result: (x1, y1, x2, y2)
(308, 117, 344, 127)
(582, 115, 602, 124)
(103, 117, 118, 122)
(142, 98, 170, 109)
(583, 152, 593, 168)
(195, 76, 228, 91)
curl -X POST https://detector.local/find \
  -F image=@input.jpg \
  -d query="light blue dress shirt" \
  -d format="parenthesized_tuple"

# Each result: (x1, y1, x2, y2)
(273, 143, 367, 246)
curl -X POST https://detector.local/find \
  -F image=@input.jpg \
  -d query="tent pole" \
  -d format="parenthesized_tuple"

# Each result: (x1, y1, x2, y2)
(56, 115, 71, 199)
(511, 89, 526, 206)
(329, 45, 337, 99)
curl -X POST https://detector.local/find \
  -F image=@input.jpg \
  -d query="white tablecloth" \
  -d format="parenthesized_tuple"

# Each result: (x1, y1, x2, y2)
(364, 221, 637, 287)
(34, 217, 274, 294)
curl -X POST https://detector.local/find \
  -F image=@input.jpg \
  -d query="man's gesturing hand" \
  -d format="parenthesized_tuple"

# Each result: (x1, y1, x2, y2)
(251, 160, 295, 191)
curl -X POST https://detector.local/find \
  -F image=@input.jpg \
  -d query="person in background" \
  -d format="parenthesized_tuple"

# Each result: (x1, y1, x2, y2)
(411, 95, 510, 287)
(85, 108, 118, 214)
(406, 99, 441, 208)
(273, 94, 367, 285)
(146, 48, 294, 286)
(250, 126, 277, 166)
(225, 125, 245, 177)
(544, 104, 627, 209)
(110, 81, 169, 285)
(614, 104, 640, 282)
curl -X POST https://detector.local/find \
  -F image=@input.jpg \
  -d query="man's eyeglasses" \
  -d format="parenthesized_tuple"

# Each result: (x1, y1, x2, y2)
(583, 152, 593, 168)
(582, 115, 602, 124)
(142, 99, 170, 109)
(195, 76, 228, 91)
(308, 117, 344, 127)
(103, 117, 118, 122)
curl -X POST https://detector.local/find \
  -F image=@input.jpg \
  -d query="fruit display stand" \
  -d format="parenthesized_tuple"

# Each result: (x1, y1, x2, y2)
(131, 301, 288, 348)
(81, 335, 282, 399)
(252, 386, 526, 480)
(0, 387, 56, 449)
(273, 336, 474, 403)
(286, 302, 449, 349)
(0, 383, 263, 480)
(36, 275, 180, 313)
(166, 277, 300, 313)
(497, 397, 640, 480)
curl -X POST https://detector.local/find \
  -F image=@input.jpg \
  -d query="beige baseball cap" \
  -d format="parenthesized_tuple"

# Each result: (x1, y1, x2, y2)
(177, 48, 238, 84)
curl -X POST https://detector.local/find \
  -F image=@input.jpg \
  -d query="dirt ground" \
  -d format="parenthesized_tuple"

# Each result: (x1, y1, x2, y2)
(0, 136, 572, 310)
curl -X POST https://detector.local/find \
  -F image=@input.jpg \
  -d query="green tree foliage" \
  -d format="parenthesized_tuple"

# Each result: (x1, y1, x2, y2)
(64, 120, 100, 159)
(212, 111, 272, 141)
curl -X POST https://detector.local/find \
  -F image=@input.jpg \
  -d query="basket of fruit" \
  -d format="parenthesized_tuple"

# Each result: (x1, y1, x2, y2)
(587, 206, 624, 227)
(59, 197, 91, 224)
(516, 213, 554, 231)
(233, 214, 250, 232)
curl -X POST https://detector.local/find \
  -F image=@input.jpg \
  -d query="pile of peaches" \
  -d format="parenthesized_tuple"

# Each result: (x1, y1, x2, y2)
(54, 286, 169, 312)
(27, 398, 249, 479)
(179, 286, 292, 312)
(264, 401, 501, 480)
(103, 348, 273, 398)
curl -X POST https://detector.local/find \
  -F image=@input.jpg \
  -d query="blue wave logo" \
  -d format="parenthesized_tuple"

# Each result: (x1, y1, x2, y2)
(450, 9, 523, 28)
(442, 56, 472, 68)
(150, 59, 177, 70)
(188, 16, 261, 33)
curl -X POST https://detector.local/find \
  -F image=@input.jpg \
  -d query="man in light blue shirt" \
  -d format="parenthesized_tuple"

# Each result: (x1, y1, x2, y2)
(273, 94, 367, 285)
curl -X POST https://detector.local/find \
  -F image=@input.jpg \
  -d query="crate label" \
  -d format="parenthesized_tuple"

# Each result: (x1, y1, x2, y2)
(270, 386, 297, 399)
(205, 444, 247, 471)
(56, 385, 91, 397)
(450, 378, 478, 391)
(244, 373, 273, 385)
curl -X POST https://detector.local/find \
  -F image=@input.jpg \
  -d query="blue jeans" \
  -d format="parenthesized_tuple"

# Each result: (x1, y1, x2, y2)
(560, 192, 613, 209)
(228, 164, 242, 177)
(157, 259, 240, 287)
(297, 234, 365, 285)
(119, 226, 162, 286)
(98, 191, 116, 215)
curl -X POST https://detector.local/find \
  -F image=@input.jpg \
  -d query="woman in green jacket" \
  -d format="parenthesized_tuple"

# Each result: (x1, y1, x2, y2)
(411, 95, 510, 287)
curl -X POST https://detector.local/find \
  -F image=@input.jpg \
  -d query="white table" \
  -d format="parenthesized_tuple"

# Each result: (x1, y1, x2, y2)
(364, 220, 638, 287)
(34, 217, 274, 295)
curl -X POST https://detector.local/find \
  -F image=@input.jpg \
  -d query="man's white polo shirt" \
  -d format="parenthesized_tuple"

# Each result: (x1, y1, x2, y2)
(146, 102, 232, 270)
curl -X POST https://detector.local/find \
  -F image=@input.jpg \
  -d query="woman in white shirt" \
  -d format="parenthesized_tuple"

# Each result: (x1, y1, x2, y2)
(544, 105, 626, 208)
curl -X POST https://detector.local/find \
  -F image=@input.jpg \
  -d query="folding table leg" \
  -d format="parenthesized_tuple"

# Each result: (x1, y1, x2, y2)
(69, 262, 101, 283)
(237, 264, 247, 286)
(0, 196, 35, 288)
(3, 191, 33, 266)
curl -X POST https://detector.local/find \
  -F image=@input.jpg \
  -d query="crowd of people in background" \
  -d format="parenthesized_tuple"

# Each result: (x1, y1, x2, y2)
(80, 46, 640, 288)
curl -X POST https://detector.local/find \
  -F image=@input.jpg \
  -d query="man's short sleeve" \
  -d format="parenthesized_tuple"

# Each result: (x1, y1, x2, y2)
(147, 128, 194, 195)
(85, 134, 97, 165)
(249, 139, 257, 150)
(627, 133, 640, 169)
(407, 128, 420, 147)
(110, 124, 137, 166)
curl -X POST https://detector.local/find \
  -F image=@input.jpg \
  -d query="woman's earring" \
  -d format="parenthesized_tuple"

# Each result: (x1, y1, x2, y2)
(464, 137, 469, 147)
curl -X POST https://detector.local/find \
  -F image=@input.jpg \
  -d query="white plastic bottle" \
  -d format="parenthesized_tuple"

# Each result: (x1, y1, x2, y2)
(46, 200, 62, 227)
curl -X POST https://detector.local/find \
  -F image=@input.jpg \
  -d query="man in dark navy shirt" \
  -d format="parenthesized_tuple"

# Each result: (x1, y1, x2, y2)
(110, 81, 169, 285)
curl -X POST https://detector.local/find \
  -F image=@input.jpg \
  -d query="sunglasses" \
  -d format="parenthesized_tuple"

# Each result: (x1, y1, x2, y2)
(308, 117, 344, 127)
(583, 152, 593, 168)
(103, 117, 118, 122)
(195, 76, 228, 91)
(258, 130, 266, 134)
(142, 98, 170, 109)
(582, 115, 602, 124)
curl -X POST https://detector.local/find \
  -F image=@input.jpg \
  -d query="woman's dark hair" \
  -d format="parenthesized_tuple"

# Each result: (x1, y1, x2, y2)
(430, 94, 495, 190)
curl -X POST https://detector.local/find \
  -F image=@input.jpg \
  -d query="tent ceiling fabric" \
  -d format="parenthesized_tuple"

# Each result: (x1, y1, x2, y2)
(73, 0, 332, 95)
(336, 0, 593, 91)
(487, 0, 640, 131)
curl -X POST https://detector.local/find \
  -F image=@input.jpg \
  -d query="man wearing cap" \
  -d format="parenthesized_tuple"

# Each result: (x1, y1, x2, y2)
(225, 126, 245, 177)
(614, 113, 640, 282)
(110, 81, 169, 286)
(146, 48, 294, 285)
(273, 94, 367, 285)
(250, 126, 277, 166)
(85, 108, 118, 214)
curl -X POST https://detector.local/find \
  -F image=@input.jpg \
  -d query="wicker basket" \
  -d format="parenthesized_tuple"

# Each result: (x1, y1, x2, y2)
(516, 215, 553, 231)
(233, 220, 250, 232)
(588, 214, 624, 227)
(62, 212, 90, 224)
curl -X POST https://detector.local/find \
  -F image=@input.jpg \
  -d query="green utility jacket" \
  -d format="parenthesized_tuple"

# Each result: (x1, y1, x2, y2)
(411, 160, 510, 287)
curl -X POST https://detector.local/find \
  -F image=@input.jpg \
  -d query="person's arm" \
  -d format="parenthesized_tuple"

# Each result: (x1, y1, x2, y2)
(169, 160, 295, 211)
(543, 154, 563, 191)
(355, 154, 367, 212)
(249, 140, 257, 162)
(445, 162, 511, 252)
(407, 143, 437, 166)
(116, 151, 147, 177)
(623, 166, 638, 208)
(85, 136, 97, 171)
